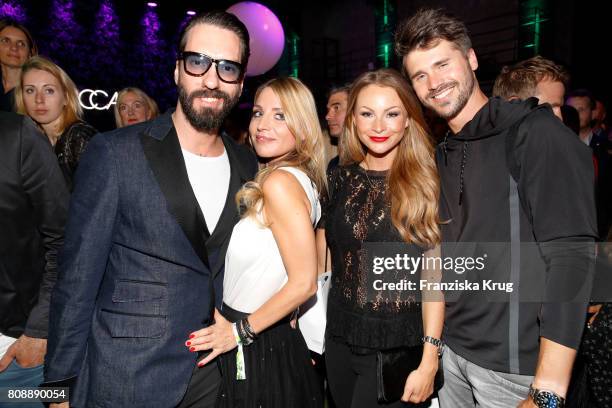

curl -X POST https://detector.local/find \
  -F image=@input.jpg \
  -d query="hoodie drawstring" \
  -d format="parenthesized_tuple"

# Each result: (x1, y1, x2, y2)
(459, 141, 468, 206)
(442, 133, 449, 166)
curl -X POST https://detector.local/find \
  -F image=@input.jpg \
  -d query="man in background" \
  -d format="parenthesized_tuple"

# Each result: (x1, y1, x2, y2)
(492, 55, 569, 120)
(0, 112, 69, 407)
(567, 89, 612, 239)
(324, 84, 350, 170)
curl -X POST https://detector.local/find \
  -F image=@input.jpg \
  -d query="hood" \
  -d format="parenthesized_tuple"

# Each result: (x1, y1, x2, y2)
(452, 96, 540, 142)
(441, 97, 541, 206)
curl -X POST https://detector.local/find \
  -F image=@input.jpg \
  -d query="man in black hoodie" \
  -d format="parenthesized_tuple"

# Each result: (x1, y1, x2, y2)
(396, 8, 597, 408)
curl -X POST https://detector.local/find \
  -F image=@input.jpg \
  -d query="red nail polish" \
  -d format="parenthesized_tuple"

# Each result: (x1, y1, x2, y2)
(189, 334, 195, 339)
(186, 341, 191, 346)
(190, 346, 195, 352)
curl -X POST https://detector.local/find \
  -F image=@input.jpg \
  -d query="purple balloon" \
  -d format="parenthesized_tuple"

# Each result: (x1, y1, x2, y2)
(227, 2, 285, 76)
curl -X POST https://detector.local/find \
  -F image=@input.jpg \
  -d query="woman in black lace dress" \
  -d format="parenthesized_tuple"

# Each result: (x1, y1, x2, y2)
(15, 56, 96, 189)
(318, 69, 443, 408)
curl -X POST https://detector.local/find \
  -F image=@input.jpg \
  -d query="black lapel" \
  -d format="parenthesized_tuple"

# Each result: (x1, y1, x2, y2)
(207, 134, 257, 274)
(140, 122, 210, 268)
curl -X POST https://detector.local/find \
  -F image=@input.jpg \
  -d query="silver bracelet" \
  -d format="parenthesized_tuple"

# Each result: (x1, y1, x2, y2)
(422, 335, 444, 357)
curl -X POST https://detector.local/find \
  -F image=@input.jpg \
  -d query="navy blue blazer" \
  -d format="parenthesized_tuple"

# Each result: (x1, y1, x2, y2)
(44, 111, 257, 407)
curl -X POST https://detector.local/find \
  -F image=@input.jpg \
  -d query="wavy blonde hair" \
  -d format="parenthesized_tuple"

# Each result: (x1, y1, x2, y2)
(340, 69, 440, 247)
(15, 56, 81, 134)
(114, 87, 160, 128)
(236, 77, 327, 220)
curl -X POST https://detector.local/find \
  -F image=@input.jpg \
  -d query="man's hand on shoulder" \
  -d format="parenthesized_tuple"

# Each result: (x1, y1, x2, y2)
(0, 335, 46, 371)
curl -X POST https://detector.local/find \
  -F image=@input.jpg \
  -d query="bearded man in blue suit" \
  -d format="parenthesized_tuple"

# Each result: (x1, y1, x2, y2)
(44, 11, 258, 408)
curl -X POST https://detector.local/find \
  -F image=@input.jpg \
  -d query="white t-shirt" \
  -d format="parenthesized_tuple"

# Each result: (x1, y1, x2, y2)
(181, 148, 231, 233)
(223, 167, 320, 313)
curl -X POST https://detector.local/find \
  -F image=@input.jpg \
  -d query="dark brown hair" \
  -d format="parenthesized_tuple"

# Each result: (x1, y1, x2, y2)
(326, 83, 351, 100)
(566, 88, 596, 110)
(492, 56, 570, 100)
(395, 8, 471, 59)
(0, 18, 38, 57)
(177, 11, 250, 67)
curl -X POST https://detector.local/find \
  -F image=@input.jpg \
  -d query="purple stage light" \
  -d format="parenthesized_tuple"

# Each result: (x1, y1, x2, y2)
(147, 2, 157, 7)
(141, 3, 164, 61)
(142, 9, 160, 46)
(187, 10, 196, 16)
(97, 0, 119, 40)
(47, 0, 80, 52)
(0, 1, 27, 22)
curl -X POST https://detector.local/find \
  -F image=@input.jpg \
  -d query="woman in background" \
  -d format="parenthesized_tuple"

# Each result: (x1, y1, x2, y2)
(113, 86, 159, 128)
(0, 18, 36, 111)
(188, 77, 326, 407)
(15, 56, 96, 189)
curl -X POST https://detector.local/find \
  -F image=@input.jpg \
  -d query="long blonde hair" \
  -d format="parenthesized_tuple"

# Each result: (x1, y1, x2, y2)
(15, 56, 82, 134)
(236, 77, 327, 219)
(341, 69, 440, 247)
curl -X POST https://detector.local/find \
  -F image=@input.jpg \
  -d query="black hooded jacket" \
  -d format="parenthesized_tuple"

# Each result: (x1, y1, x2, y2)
(438, 97, 597, 375)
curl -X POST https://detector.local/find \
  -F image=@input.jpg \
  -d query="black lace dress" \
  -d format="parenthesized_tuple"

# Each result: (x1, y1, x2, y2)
(54, 121, 97, 190)
(322, 163, 424, 352)
(582, 303, 612, 407)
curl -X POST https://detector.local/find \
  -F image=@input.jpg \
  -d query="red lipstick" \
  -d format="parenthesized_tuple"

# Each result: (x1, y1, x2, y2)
(369, 136, 389, 143)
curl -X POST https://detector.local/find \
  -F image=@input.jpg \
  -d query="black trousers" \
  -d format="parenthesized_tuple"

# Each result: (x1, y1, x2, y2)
(176, 358, 221, 408)
(325, 337, 408, 408)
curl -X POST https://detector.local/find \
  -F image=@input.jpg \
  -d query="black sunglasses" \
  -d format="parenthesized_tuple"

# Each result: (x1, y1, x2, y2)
(178, 51, 244, 84)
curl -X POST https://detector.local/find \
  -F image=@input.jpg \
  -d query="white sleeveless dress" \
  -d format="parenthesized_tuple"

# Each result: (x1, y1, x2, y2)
(216, 166, 323, 408)
(223, 166, 321, 313)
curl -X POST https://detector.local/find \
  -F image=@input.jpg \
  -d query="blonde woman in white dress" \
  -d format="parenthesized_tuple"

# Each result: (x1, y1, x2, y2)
(187, 77, 326, 407)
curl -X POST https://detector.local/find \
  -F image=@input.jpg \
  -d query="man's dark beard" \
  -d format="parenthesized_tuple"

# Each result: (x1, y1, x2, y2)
(178, 86, 239, 132)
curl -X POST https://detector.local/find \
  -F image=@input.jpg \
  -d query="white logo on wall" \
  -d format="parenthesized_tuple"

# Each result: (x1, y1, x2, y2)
(79, 89, 118, 110)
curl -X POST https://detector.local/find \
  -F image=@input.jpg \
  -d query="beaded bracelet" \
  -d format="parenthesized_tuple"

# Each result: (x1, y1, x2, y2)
(242, 317, 257, 341)
(236, 319, 254, 346)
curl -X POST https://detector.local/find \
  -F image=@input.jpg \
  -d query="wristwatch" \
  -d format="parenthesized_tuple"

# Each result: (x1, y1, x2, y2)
(528, 384, 565, 408)
(422, 336, 444, 357)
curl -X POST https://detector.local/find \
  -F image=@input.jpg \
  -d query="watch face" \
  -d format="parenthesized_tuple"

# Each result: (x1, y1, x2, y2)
(534, 391, 562, 408)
